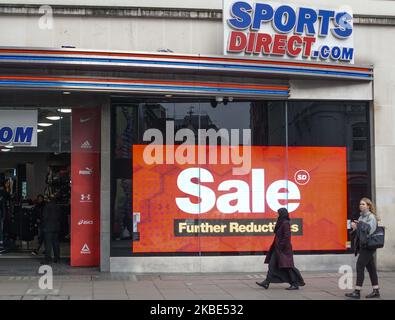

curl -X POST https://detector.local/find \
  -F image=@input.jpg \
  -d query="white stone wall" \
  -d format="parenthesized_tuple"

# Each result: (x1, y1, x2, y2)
(0, 15, 223, 54)
(289, 24, 395, 272)
(111, 255, 357, 273)
(352, 24, 395, 271)
(0, 0, 394, 15)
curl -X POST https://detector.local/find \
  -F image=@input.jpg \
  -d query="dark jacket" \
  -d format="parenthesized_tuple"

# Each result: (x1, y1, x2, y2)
(33, 203, 45, 229)
(351, 221, 371, 256)
(0, 189, 6, 220)
(42, 201, 61, 233)
(265, 219, 295, 268)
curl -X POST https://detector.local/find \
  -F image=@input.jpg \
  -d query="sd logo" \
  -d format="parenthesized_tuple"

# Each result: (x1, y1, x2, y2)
(294, 170, 310, 186)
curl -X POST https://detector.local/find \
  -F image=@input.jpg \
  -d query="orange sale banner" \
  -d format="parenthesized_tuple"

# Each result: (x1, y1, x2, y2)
(132, 145, 347, 253)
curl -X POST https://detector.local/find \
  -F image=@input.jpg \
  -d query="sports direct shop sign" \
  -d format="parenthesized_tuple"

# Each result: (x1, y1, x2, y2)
(132, 146, 348, 253)
(223, 0, 354, 63)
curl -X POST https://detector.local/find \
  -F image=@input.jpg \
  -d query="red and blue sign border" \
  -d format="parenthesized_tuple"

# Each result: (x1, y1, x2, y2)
(0, 47, 373, 81)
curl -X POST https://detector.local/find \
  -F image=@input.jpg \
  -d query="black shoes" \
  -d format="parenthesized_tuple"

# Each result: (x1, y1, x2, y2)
(256, 281, 269, 289)
(345, 289, 381, 299)
(366, 289, 380, 299)
(286, 284, 299, 290)
(345, 290, 361, 299)
(256, 281, 300, 290)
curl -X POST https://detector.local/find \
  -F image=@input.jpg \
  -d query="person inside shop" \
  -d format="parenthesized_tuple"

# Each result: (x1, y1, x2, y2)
(41, 192, 61, 264)
(0, 179, 6, 250)
(256, 207, 305, 290)
(0, 178, 12, 252)
(31, 194, 46, 256)
(345, 197, 381, 299)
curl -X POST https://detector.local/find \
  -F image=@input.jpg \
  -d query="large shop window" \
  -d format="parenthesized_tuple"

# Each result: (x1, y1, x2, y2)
(110, 99, 371, 257)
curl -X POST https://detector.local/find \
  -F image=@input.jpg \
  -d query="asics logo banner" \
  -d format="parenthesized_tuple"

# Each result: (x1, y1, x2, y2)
(78, 220, 93, 225)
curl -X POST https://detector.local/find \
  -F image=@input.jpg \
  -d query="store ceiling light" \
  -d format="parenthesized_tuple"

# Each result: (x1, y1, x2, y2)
(46, 116, 62, 121)
(38, 123, 53, 127)
(4, 145, 14, 149)
(58, 108, 72, 113)
(1, 148, 11, 152)
(37, 129, 44, 133)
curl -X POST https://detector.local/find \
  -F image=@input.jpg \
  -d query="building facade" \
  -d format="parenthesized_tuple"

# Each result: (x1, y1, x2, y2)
(0, 0, 394, 273)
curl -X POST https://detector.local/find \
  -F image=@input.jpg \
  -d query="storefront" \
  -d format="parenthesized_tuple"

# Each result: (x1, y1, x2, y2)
(0, 0, 394, 272)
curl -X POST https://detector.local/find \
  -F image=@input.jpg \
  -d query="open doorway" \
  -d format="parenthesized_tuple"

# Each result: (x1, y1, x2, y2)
(0, 107, 71, 262)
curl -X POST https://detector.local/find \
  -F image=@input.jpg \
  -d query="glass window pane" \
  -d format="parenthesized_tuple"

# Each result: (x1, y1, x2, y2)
(287, 101, 370, 252)
(111, 99, 371, 257)
(110, 98, 288, 257)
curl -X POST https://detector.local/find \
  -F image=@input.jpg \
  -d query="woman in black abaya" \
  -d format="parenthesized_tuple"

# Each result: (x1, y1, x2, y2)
(256, 207, 305, 290)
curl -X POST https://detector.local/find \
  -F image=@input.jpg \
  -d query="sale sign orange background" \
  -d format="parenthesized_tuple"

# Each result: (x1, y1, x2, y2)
(132, 145, 347, 253)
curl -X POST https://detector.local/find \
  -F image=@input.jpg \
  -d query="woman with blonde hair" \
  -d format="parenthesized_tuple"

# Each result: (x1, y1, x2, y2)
(345, 197, 381, 299)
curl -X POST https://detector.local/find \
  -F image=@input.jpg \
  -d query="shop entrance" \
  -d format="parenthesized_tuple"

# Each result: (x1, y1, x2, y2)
(0, 153, 71, 258)
(0, 107, 72, 262)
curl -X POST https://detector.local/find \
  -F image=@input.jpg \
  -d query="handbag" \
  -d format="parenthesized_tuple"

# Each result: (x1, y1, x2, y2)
(365, 226, 385, 250)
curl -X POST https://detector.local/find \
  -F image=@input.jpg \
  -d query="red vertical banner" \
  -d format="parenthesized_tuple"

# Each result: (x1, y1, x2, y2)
(71, 108, 101, 266)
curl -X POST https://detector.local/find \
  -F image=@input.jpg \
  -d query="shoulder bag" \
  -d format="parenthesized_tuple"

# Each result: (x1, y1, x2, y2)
(365, 226, 385, 250)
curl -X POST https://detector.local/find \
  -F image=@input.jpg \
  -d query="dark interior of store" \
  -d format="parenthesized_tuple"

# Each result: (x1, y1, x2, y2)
(0, 107, 71, 258)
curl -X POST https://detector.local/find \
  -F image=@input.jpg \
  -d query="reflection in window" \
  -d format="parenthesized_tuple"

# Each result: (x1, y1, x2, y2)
(110, 99, 286, 252)
(110, 99, 371, 256)
(352, 123, 368, 152)
(288, 101, 370, 249)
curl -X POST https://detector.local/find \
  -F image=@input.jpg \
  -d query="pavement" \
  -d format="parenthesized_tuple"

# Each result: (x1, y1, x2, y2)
(0, 259, 394, 300)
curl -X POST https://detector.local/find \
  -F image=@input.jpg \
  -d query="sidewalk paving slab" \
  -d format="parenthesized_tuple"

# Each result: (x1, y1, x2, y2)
(0, 296, 22, 300)
(195, 294, 236, 300)
(69, 296, 93, 300)
(0, 266, 395, 300)
(153, 280, 189, 289)
(25, 289, 60, 295)
(22, 296, 46, 300)
(46, 296, 70, 300)
(128, 295, 165, 300)
(93, 295, 129, 300)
